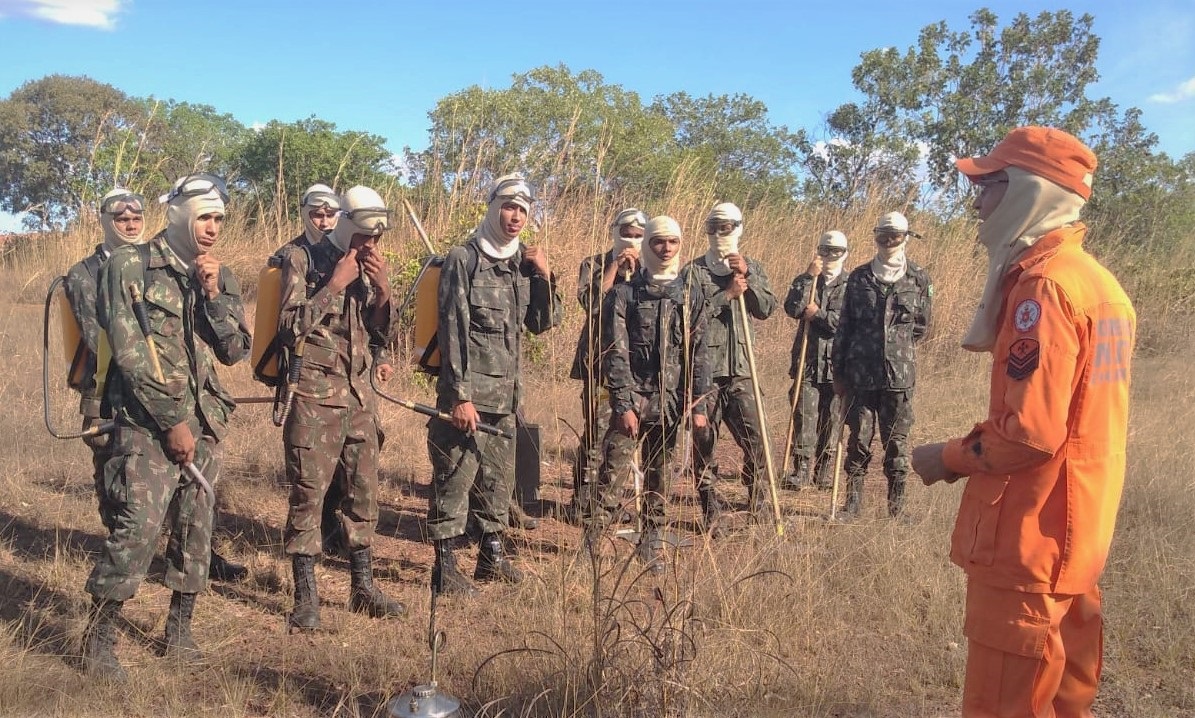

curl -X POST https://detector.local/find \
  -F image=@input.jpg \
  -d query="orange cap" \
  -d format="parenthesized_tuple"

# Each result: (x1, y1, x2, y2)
(955, 126, 1097, 200)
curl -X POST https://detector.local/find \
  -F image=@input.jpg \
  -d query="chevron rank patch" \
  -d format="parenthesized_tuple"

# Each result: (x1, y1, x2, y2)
(1007, 338, 1040, 380)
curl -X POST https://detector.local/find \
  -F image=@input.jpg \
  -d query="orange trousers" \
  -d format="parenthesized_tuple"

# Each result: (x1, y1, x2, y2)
(962, 581, 1103, 718)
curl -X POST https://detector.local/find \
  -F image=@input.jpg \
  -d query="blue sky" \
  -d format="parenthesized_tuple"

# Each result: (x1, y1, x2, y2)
(1, 0, 1193, 230)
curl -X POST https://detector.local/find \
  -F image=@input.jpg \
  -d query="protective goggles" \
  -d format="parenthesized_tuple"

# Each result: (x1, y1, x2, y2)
(301, 190, 340, 210)
(817, 246, 847, 259)
(705, 218, 741, 235)
(612, 209, 647, 229)
(161, 173, 229, 204)
(101, 192, 145, 215)
(488, 178, 535, 205)
(343, 207, 392, 234)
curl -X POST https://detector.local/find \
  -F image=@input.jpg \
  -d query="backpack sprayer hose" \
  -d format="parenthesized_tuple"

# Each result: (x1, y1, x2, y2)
(370, 371, 514, 439)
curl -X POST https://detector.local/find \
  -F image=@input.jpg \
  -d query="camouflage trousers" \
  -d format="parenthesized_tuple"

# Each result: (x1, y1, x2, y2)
(588, 420, 680, 530)
(789, 379, 841, 470)
(844, 388, 914, 487)
(85, 422, 219, 602)
(572, 378, 634, 510)
(284, 397, 381, 557)
(426, 412, 517, 540)
(82, 415, 117, 532)
(693, 375, 767, 490)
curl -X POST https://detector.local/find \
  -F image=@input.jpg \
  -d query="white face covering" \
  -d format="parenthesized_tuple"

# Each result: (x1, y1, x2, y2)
(610, 208, 646, 256)
(99, 188, 146, 252)
(961, 167, 1085, 352)
(330, 186, 389, 253)
(870, 238, 908, 284)
(703, 202, 743, 276)
(477, 174, 533, 260)
(818, 230, 849, 281)
(301, 183, 340, 245)
(642, 216, 682, 287)
(164, 184, 224, 268)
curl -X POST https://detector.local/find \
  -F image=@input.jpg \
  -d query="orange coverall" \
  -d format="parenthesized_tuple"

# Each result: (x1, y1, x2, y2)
(941, 223, 1135, 717)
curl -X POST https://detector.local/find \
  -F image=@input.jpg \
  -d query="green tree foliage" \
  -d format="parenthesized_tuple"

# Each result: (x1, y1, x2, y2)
(235, 117, 392, 215)
(137, 100, 250, 190)
(0, 75, 142, 229)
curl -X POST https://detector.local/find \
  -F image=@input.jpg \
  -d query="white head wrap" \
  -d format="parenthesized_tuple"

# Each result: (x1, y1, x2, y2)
(642, 216, 682, 287)
(163, 176, 225, 267)
(610, 208, 647, 256)
(330, 186, 389, 253)
(704, 202, 744, 276)
(961, 167, 1084, 352)
(300, 183, 340, 245)
(99, 188, 146, 252)
(870, 211, 910, 284)
(477, 173, 533, 260)
(818, 230, 849, 281)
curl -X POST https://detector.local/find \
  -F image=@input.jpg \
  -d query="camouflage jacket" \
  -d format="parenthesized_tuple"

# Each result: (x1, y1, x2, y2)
(64, 244, 110, 416)
(570, 250, 630, 381)
(831, 262, 932, 392)
(784, 271, 846, 384)
(677, 255, 777, 379)
(602, 273, 712, 424)
(97, 233, 250, 439)
(278, 236, 396, 411)
(435, 237, 562, 415)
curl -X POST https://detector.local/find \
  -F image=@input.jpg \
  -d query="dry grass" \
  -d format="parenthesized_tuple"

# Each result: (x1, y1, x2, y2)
(0, 186, 1192, 717)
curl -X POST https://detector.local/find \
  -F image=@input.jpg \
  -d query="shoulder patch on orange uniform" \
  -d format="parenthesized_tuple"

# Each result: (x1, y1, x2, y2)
(1007, 338, 1040, 380)
(1013, 299, 1041, 332)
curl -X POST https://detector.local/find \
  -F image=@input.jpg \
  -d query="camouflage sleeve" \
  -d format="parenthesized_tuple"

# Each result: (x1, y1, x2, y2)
(914, 269, 932, 342)
(686, 291, 712, 417)
(196, 265, 251, 366)
(784, 273, 814, 320)
(744, 257, 777, 320)
(576, 255, 601, 311)
(97, 249, 188, 432)
(831, 275, 855, 383)
(364, 286, 397, 350)
(524, 269, 562, 335)
(64, 259, 102, 355)
(601, 286, 634, 417)
(437, 246, 472, 404)
(277, 245, 336, 345)
(371, 343, 393, 367)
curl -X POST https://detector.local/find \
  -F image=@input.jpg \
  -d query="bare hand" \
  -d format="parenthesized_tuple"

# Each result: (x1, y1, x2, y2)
(165, 422, 196, 465)
(616, 410, 639, 438)
(451, 400, 479, 433)
(912, 442, 964, 486)
(725, 274, 748, 300)
(81, 415, 110, 450)
(691, 413, 708, 430)
(807, 256, 824, 277)
(616, 247, 640, 273)
(194, 255, 222, 299)
(726, 253, 748, 276)
(329, 247, 361, 293)
(523, 246, 550, 279)
(360, 247, 391, 302)
(802, 303, 819, 320)
(375, 362, 394, 382)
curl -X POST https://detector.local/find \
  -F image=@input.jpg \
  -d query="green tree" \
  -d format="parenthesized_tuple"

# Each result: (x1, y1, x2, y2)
(0, 75, 142, 228)
(136, 100, 250, 192)
(235, 117, 392, 215)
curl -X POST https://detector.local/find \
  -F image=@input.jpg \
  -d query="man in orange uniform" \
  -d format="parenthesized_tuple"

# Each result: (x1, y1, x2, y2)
(912, 126, 1135, 718)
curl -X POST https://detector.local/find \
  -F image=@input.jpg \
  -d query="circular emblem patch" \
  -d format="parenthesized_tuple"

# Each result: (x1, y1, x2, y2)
(1013, 299, 1041, 332)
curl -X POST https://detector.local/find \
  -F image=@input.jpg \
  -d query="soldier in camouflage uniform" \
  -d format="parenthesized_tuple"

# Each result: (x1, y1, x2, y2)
(567, 208, 645, 521)
(427, 174, 561, 596)
(678, 202, 777, 517)
(782, 230, 849, 490)
(832, 212, 933, 518)
(589, 215, 710, 572)
(278, 186, 406, 630)
(82, 174, 250, 680)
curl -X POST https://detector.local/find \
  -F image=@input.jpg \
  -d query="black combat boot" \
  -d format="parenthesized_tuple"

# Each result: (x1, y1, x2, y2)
(474, 532, 523, 584)
(82, 597, 126, 682)
(162, 591, 203, 664)
(509, 502, 539, 530)
(698, 486, 724, 535)
(813, 460, 834, 491)
(782, 458, 811, 491)
(288, 554, 320, 631)
(433, 539, 480, 597)
(348, 547, 407, 618)
(887, 477, 907, 518)
(635, 528, 666, 575)
(209, 549, 248, 582)
(841, 474, 864, 519)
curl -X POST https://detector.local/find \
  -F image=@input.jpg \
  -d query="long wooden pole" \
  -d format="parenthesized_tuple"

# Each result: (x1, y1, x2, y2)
(737, 296, 783, 536)
(780, 275, 819, 479)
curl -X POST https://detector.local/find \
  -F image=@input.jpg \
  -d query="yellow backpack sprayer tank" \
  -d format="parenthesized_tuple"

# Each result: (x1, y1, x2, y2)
(42, 275, 114, 440)
(251, 254, 285, 385)
(411, 256, 444, 373)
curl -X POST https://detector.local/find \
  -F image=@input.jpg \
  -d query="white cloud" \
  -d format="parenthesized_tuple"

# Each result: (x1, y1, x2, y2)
(0, 0, 125, 29)
(1149, 76, 1195, 104)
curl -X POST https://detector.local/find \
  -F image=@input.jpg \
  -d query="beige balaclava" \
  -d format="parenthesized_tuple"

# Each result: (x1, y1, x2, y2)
(99, 188, 146, 252)
(642, 216, 683, 287)
(163, 176, 225, 267)
(610, 208, 647, 256)
(818, 230, 849, 281)
(477, 173, 533, 260)
(704, 202, 744, 276)
(870, 211, 910, 284)
(300, 183, 340, 245)
(960, 167, 1084, 351)
(330, 186, 389, 253)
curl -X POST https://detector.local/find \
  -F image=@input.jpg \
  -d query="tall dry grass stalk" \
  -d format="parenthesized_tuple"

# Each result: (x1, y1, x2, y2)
(0, 179, 1191, 717)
